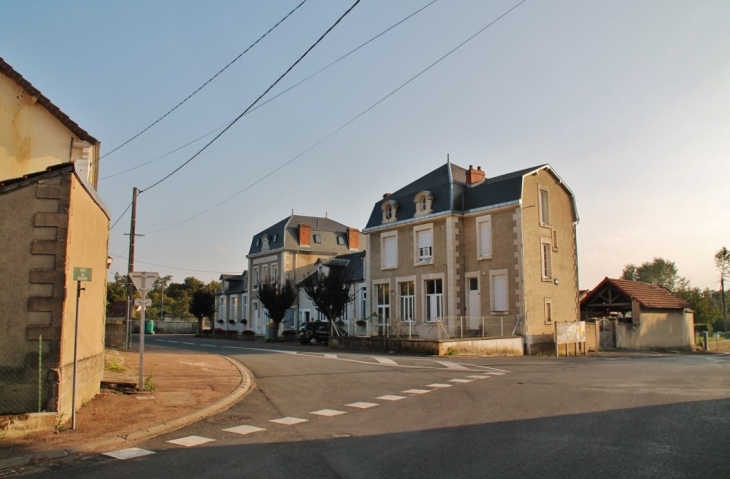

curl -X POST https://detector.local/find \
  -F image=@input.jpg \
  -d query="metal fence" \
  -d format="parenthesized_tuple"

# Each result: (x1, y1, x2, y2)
(337, 316, 518, 341)
(0, 334, 50, 415)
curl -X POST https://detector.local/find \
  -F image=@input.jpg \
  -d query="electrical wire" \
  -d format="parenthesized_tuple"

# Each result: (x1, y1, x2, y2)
(108, 252, 238, 274)
(109, 201, 133, 231)
(95, 0, 308, 164)
(97, 0, 437, 182)
(141, 0, 526, 236)
(139, 0, 362, 194)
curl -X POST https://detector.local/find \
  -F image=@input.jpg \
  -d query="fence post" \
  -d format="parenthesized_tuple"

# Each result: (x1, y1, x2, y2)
(500, 317, 504, 337)
(38, 334, 43, 413)
(460, 317, 463, 338)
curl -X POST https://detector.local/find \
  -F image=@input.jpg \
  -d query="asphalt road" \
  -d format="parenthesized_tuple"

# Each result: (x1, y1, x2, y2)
(16, 336, 730, 478)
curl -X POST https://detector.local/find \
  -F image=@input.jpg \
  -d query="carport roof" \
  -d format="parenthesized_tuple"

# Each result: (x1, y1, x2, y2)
(582, 278, 690, 310)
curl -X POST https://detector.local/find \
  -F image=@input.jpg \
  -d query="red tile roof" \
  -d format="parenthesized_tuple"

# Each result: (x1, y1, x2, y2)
(596, 278, 690, 309)
(0, 57, 97, 144)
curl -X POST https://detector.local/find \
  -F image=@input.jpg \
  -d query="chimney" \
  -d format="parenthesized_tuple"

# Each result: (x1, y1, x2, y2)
(467, 165, 485, 185)
(347, 227, 360, 250)
(299, 223, 311, 246)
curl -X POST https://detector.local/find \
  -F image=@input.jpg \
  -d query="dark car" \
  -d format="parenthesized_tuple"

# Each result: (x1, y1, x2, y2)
(298, 321, 331, 345)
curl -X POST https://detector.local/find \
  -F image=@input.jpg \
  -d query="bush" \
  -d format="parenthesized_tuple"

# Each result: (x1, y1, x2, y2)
(281, 329, 297, 341)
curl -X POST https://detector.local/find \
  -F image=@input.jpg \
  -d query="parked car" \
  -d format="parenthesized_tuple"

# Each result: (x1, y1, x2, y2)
(298, 321, 331, 345)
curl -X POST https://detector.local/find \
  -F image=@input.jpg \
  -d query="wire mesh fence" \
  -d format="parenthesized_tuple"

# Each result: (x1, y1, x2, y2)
(337, 316, 518, 341)
(0, 334, 51, 415)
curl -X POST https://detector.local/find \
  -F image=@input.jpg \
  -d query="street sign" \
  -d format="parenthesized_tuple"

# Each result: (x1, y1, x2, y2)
(73, 267, 92, 282)
(129, 271, 159, 298)
(134, 298, 152, 307)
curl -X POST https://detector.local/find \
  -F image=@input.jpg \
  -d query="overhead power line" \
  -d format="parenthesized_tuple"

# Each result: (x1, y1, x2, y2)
(139, 0, 362, 194)
(109, 201, 133, 231)
(96, 0, 309, 164)
(141, 0, 526, 236)
(108, 252, 238, 274)
(98, 0, 438, 182)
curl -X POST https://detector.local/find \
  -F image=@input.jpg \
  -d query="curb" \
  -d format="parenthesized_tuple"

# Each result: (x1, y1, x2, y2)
(0, 355, 254, 473)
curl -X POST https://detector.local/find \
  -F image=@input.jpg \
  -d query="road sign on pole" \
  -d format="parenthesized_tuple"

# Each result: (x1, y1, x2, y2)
(128, 272, 159, 391)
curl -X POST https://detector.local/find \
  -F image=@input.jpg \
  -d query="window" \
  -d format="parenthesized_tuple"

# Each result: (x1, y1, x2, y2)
(544, 298, 553, 324)
(399, 281, 415, 322)
(376, 283, 390, 326)
(476, 215, 492, 259)
(220, 297, 227, 321)
(381, 232, 397, 269)
(415, 226, 433, 264)
(424, 279, 443, 322)
(541, 238, 552, 280)
(313, 234, 321, 244)
(360, 287, 367, 321)
(337, 235, 345, 245)
(256, 238, 261, 247)
(272, 264, 279, 283)
(413, 191, 433, 217)
(489, 269, 508, 313)
(273, 233, 278, 243)
(231, 297, 238, 319)
(552, 229, 559, 252)
(262, 265, 269, 283)
(382, 200, 398, 223)
(538, 186, 550, 226)
(253, 267, 259, 289)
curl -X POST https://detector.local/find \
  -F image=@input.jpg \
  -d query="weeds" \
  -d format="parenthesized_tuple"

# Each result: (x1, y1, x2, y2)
(144, 375, 156, 392)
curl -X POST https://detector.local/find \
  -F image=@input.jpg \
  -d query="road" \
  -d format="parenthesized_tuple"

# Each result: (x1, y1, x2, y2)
(16, 337, 730, 478)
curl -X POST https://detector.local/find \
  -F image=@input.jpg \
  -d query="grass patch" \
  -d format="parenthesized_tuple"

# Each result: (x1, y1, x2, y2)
(144, 375, 157, 392)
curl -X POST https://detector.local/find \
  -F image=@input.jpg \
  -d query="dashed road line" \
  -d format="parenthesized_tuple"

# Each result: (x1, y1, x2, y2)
(167, 436, 215, 447)
(346, 402, 379, 409)
(432, 360, 469, 370)
(103, 448, 155, 460)
(403, 389, 431, 394)
(269, 417, 308, 425)
(376, 395, 407, 401)
(426, 383, 452, 388)
(374, 357, 398, 365)
(310, 409, 347, 417)
(223, 425, 266, 435)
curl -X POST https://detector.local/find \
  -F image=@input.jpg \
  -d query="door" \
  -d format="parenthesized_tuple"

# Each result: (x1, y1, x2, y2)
(425, 279, 443, 322)
(468, 277, 480, 329)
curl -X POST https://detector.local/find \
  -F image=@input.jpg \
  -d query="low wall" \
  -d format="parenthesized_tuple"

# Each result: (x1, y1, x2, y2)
(120, 320, 198, 335)
(616, 311, 694, 351)
(329, 336, 523, 357)
(105, 319, 125, 349)
(0, 412, 57, 437)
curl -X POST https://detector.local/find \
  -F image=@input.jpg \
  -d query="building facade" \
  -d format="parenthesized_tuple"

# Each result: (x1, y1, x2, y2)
(363, 161, 579, 351)
(216, 272, 248, 333)
(246, 215, 364, 335)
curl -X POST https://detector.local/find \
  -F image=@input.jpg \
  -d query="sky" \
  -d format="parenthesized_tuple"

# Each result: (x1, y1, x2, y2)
(2, 0, 729, 291)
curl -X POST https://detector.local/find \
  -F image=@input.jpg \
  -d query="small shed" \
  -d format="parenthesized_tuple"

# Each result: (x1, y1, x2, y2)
(580, 278, 694, 351)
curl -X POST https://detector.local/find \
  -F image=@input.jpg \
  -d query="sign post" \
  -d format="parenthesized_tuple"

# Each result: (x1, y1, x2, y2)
(71, 267, 92, 430)
(129, 272, 159, 392)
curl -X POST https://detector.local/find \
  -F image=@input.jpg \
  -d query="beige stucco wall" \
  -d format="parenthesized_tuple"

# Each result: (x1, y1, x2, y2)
(57, 174, 109, 419)
(521, 169, 579, 343)
(616, 308, 695, 350)
(0, 74, 98, 185)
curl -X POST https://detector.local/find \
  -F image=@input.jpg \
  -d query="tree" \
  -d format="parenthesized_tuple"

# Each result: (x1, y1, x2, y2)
(189, 289, 216, 335)
(302, 267, 355, 336)
(106, 272, 128, 313)
(675, 287, 721, 330)
(621, 257, 685, 291)
(256, 279, 297, 342)
(715, 247, 730, 333)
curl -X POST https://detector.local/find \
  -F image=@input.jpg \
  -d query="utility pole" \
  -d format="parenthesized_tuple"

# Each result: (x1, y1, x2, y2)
(722, 275, 727, 334)
(125, 187, 142, 349)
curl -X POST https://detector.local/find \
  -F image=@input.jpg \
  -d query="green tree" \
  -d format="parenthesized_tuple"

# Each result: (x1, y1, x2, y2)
(621, 257, 685, 291)
(106, 272, 128, 313)
(189, 289, 216, 335)
(256, 279, 297, 342)
(715, 247, 730, 333)
(676, 287, 721, 330)
(302, 267, 355, 336)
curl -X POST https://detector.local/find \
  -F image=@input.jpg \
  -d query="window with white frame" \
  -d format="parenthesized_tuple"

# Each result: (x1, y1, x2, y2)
(489, 269, 508, 313)
(544, 298, 553, 324)
(538, 185, 550, 226)
(414, 225, 433, 264)
(253, 267, 259, 289)
(220, 297, 227, 321)
(541, 238, 553, 280)
(476, 215, 492, 259)
(424, 279, 443, 322)
(231, 297, 238, 320)
(381, 232, 398, 269)
(262, 265, 269, 284)
(399, 281, 415, 322)
(272, 264, 279, 283)
(413, 190, 434, 217)
(382, 200, 398, 223)
(375, 283, 390, 325)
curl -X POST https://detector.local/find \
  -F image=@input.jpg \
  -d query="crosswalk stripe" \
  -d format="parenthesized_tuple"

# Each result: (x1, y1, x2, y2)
(374, 357, 397, 365)
(433, 361, 468, 370)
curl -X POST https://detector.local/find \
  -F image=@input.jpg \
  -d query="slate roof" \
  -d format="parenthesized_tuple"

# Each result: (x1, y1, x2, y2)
(248, 214, 358, 256)
(220, 273, 247, 295)
(296, 251, 366, 286)
(364, 162, 572, 230)
(583, 278, 690, 310)
(0, 57, 97, 144)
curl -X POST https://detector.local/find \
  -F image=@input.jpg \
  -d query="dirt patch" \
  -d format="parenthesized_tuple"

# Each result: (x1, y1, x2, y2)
(0, 347, 241, 454)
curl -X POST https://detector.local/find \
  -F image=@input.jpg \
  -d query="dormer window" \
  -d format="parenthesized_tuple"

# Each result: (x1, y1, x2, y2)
(337, 235, 345, 245)
(413, 191, 434, 217)
(381, 199, 399, 223)
(313, 234, 322, 244)
(273, 233, 278, 243)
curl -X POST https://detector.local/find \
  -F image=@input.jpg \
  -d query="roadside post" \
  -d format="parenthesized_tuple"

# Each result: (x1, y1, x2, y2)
(71, 267, 92, 430)
(129, 271, 159, 392)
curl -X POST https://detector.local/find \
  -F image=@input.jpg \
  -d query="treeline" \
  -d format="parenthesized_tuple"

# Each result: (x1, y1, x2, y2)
(106, 273, 220, 321)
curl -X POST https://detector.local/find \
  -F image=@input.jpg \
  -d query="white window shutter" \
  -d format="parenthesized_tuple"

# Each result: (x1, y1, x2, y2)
(479, 218, 492, 257)
(493, 274, 507, 311)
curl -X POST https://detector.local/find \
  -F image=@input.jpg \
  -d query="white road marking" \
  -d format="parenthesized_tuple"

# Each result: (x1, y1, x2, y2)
(481, 372, 505, 375)
(200, 344, 215, 348)
(376, 395, 407, 401)
(310, 409, 347, 417)
(222, 346, 244, 349)
(448, 378, 474, 383)
(103, 448, 155, 460)
(426, 383, 452, 388)
(324, 354, 338, 359)
(346, 402, 379, 409)
(181, 342, 194, 345)
(269, 417, 308, 425)
(167, 436, 215, 447)
(467, 375, 489, 379)
(433, 361, 468, 370)
(223, 425, 266, 435)
(167, 341, 179, 344)
(403, 389, 431, 394)
(373, 357, 397, 365)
